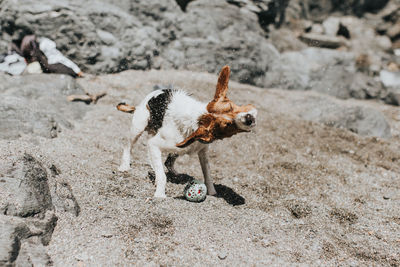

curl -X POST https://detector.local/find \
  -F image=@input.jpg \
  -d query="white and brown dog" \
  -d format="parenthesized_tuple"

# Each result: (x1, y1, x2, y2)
(116, 66, 257, 198)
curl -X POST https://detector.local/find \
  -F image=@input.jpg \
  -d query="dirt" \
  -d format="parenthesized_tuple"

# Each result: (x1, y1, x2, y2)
(2, 69, 399, 266)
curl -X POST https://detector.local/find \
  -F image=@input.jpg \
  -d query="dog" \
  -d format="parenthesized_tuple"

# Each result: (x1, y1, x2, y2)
(116, 66, 257, 198)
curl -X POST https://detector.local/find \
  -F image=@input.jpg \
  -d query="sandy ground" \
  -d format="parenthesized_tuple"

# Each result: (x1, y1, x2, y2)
(2, 69, 400, 266)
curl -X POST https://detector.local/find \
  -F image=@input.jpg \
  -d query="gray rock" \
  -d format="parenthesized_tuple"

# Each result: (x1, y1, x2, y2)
(269, 28, 307, 52)
(299, 32, 347, 49)
(0, 73, 88, 139)
(51, 180, 81, 217)
(0, 215, 32, 265)
(14, 238, 53, 267)
(322, 16, 341, 36)
(0, 214, 56, 266)
(0, 154, 54, 218)
(350, 73, 383, 99)
(384, 87, 400, 106)
(380, 70, 400, 87)
(265, 48, 357, 99)
(295, 95, 391, 138)
(96, 29, 117, 45)
(175, 0, 280, 86)
(0, 153, 66, 266)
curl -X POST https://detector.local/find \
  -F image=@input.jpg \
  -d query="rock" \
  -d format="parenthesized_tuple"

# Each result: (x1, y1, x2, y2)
(0, 214, 56, 266)
(380, 70, 400, 87)
(387, 22, 400, 39)
(174, 0, 280, 86)
(299, 32, 347, 49)
(0, 153, 63, 266)
(218, 251, 228, 260)
(51, 180, 81, 216)
(0, 53, 27, 75)
(96, 29, 117, 45)
(14, 238, 53, 266)
(265, 48, 357, 99)
(0, 73, 88, 139)
(269, 28, 307, 52)
(0, 215, 32, 265)
(294, 95, 391, 138)
(350, 73, 383, 99)
(384, 87, 400, 106)
(322, 17, 341, 37)
(338, 16, 392, 53)
(311, 23, 325, 34)
(0, 154, 54, 218)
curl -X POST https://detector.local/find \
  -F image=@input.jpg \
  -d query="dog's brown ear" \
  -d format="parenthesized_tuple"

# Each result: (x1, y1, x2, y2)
(214, 65, 230, 101)
(207, 65, 235, 113)
(176, 114, 216, 148)
(176, 126, 214, 148)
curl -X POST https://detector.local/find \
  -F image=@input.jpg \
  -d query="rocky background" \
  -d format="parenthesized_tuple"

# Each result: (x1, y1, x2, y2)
(1, 0, 400, 266)
(1, 0, 400, 103)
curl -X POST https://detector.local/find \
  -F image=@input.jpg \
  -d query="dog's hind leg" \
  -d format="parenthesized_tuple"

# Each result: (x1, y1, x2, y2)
(164, 153, 179, 176)
(147, 136, 167, 198)
(118, 106, 149, 172)
(198, 147, 217, 196)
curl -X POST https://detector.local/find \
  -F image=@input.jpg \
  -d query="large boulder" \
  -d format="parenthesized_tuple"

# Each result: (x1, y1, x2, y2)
(0, 153, 61, 266)
(0, 73, 88, 139)
(265, 48, 358, 99)
(292, 94, 392, 138)
(0, 216, 32, 265)
(169, 0, 280, 85)
(0, 154, 53, 218)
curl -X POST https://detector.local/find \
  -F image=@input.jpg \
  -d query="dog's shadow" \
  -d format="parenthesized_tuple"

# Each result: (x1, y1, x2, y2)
(148, 171, 245, 206)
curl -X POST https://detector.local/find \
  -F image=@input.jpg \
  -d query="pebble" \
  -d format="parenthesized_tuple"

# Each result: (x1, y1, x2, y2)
(101, 232, 113, 238)
(218, 252, 227, 260)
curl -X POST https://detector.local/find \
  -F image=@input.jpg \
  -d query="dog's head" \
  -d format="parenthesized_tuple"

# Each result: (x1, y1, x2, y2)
(177, 65, 257, 148)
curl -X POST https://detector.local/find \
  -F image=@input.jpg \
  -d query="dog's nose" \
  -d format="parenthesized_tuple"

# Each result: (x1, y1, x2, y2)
(245, 114, 255, 126)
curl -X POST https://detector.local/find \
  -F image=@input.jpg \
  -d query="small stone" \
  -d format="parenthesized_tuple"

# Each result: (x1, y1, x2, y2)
(101, 232, 113, 238)
(218, 252, 227, 260)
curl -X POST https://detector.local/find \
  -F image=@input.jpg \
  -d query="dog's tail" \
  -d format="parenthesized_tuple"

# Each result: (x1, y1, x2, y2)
(116, 102, 136, 113)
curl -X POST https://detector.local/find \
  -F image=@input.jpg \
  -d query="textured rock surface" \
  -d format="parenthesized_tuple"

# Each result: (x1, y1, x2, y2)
(0, 215, 33, 265)
(1, 0, 398, 104)
(0, 0, 280, 87)
(0, 73, 88, 139)
(265, 48, 358, 98)
(0, 154, 53, 218)
(0, 152, 79, 266)
(293, 95, 392, 138)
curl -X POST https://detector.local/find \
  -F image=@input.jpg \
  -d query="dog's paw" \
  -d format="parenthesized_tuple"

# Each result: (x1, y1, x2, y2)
(118, 164, 130, 172)
(154, 192, 166, 198)
(207, 187, 217, 196)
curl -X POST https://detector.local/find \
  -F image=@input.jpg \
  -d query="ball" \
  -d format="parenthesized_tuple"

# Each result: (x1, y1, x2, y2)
(183, 179, 207, 202)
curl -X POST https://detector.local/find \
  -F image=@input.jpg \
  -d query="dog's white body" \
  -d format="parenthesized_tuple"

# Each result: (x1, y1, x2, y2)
(117, 66, 257, 198)
(118, 89, 215, 198)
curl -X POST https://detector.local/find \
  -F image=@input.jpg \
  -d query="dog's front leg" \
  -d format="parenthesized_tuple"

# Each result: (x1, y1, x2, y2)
(198, 147, 217, 196)
(148, 139, 167, 198)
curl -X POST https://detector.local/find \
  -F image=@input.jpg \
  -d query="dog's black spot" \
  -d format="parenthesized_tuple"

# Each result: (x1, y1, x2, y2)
(146, 89, 173, 134)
